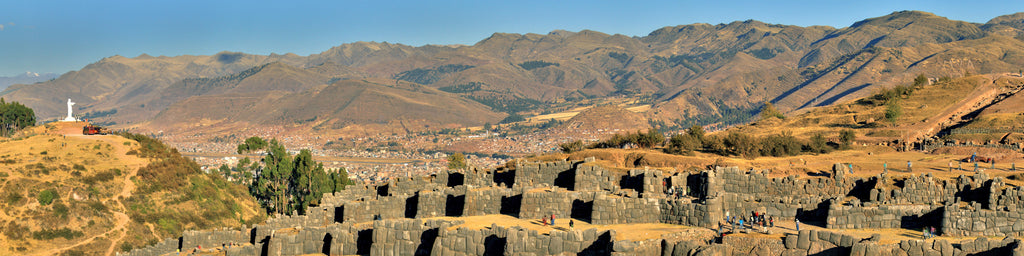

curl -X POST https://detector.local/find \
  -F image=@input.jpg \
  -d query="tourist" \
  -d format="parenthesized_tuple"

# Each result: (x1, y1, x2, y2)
(908, 161, 913, 172)
(551, 214, 556, 225)
(948, 161, 953, 172)
(542, 217, 548, 226)
(883, 162, 887, 172)
(930, 226, 936, 238)
(849, 163, 854, 174)
(796, 219, 800, 231)
(923, 227, 929, 239)
(569, 219, 574, 230)
(992, 160, 996, 170)
(959, 161, 962, 171)
(739, 219, 745, 231)
(975, 162, 979, 172)
(769, 216, 774, 228)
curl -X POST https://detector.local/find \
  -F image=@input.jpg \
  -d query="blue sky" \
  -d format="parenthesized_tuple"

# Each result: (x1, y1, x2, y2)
(0, 0, 1019, 76)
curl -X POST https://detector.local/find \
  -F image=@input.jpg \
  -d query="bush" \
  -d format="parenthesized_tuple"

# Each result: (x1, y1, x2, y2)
(37, 189, 57, 206)
(759, 102, 785, 120)
(52, 202, 69, 219)
(559, 140, 585, 153)
(4, 192, 23, 204)
(665, 133, 700, 154)
(885, 99, 902, 123)
(31, 227, 84, 240)
(839, 130, 856, 149)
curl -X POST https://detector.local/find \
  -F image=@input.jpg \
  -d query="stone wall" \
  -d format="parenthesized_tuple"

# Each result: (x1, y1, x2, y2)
(943, 207, 1024, 237)
(464, 187, 508, 216)
(339, 194, 408, 223)
(369, 219, 459, 256)
(659, 198, 714, 227)
(514, 160, 576, 189)
(574, 164, 621, 192)
(519, 187, 576, 220)
(181, 228, 251, 251)
(431, 225, 613, 256)
(591, 194, 661, 225)
(826, 204, 941, 229)
(121, 159, 1024, 256)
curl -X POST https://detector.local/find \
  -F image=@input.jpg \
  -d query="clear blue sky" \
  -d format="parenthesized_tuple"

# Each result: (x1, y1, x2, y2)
(1, 0, 1018, 76)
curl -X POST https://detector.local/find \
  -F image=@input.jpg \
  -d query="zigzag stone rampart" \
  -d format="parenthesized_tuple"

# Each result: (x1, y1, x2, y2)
(121, 158, 1024, 256)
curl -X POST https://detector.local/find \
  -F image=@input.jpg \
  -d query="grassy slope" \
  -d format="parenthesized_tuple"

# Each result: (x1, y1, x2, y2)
(0, 123, 265, 256)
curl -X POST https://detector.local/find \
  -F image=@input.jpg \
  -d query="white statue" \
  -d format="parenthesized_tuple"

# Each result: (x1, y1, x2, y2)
(63, 98, 77, 122)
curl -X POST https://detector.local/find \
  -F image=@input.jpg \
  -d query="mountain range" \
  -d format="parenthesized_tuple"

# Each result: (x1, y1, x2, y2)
(3, 11, 1024, 136)
(0, 72, 58, 92)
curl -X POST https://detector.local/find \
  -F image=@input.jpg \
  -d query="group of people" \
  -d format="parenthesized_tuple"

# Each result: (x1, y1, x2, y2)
(666, 186, 689, 199)
(722, 211, 774, 234)
(923, 226, 937, 239)
(540, 214, 574, 230)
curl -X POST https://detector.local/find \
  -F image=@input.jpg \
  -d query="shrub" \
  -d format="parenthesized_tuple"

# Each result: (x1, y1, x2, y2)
(759, 102, 785, 120)
(559, 140, 585, 153)
(37, 189, 57, 206)
(53, 202, 69, 219)
(840, 130, 856, 148)
(4, 192, 23, 204)
(665, 134, 700, 154)
(31, 227, 84, 240)
(885, 99, 902, 123)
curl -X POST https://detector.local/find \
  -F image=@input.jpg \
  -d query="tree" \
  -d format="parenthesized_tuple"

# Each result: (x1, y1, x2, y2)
(839, 130, 856, 149)
(483, 122, 493, 131)
(723, 132, 759, 158)
(807, 133, 831, 153)
(885, 99, 902, 123)
(237, 136, 268, 154)
(913, 74, 928, 87)
(0, 98, 36, 137)
(559, 140, 585, 153)
(687, 125, 705, 143)
(665, 133, 700, 154)
(636, 128, 665, 148)
(251, 139, 293, 215)
(329, 168, 353, 193)
(218, 164, 231, 179)
(290, 149, 330, 215)
(759, 102, 785, 120)
(447, 153, 467, 169)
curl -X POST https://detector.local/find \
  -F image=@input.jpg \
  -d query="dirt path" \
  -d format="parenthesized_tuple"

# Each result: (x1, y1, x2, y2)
(48, 134, 147, 256)
(910, 74, 1024, 142)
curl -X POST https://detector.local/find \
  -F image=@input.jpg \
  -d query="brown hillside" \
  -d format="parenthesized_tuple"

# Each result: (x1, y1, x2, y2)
(0, 124, 264, 255)
(559, 105, 650, 132)
(5, 11, 1024, 135)
(148, 78, 505, 135)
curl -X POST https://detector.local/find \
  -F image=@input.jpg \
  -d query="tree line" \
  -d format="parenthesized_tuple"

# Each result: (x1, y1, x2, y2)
(0, 98, 35, 137)
(235, 136, 352, 215)
(562, 126, 856, 159)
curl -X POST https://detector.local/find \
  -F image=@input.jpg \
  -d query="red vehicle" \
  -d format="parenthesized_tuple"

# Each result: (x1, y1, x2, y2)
(82, 125, 110, 135)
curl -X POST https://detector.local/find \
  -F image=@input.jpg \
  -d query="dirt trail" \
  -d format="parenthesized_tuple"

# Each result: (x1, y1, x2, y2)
(909, 74, 1024, 142)
(47, 134, 147, 256)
